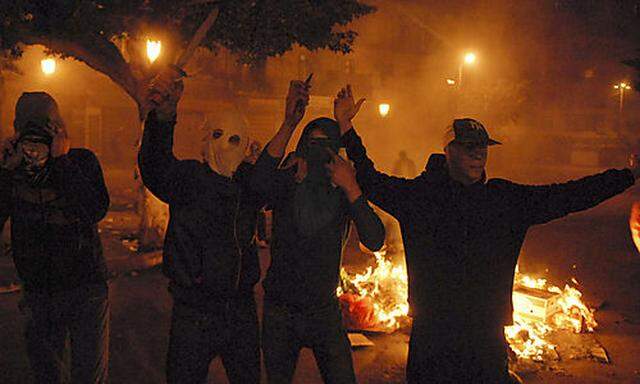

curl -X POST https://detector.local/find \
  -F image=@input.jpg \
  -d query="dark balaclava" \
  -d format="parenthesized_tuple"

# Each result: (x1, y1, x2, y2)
(13, 92, 61, 185)
(295, 117, 342, 184)
(293, 118, 343, 237)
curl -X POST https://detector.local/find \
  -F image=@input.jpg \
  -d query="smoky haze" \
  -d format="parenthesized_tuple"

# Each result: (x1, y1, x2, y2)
(1, 0, 638, 186)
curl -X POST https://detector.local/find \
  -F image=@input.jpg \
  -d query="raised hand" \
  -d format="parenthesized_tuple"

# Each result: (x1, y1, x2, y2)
(333, 84, 365, 134)
(325, 151, 362, 202)
(284, 77, 311, 128)
(0, 135, 23, 170)
(44, 120, 70, 158)
(145, 65, 185, 121)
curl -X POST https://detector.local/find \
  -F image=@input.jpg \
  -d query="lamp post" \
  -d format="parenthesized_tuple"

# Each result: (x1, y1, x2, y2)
(146, 39, 162, 63)
(41, 58, 56, 75)
(613, 81, 631, 114)
(457, 52, 476, 89)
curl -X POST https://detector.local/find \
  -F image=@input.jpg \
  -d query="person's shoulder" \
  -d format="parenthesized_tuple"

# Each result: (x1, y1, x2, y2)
(67, 148, 99, 163)
(487, 177, 520, 189)
(176, 159, 207, 176)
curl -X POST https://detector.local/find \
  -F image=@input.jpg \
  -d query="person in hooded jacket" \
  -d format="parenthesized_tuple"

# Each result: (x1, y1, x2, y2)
(0, 92, 110, 384)
(251, 80, 385, 384)
(137, 69, 264, 384)
(334, 85, 640, 383)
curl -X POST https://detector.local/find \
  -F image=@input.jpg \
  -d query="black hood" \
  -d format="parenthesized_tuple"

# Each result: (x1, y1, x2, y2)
(294, 117, 342, 157)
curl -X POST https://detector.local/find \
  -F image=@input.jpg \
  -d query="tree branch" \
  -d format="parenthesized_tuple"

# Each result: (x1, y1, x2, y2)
(22, 33, 142, 107)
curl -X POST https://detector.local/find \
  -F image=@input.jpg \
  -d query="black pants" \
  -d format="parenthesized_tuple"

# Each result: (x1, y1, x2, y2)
(406, 321, 511, 384)
(166, 296, 260, 384)
(262, 300, 356, 384)
(21, 284, 110, 384)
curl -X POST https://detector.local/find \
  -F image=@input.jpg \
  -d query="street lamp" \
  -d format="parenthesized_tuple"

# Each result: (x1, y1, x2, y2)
(458, 52, 477, 89)
(146, 39, 162, 63)
(446, 78, 457, 86)
(41, 58, 56, 75)
(378, 103, 390, 117)
(613, 81, 632, 113)
(464, 53, 477, 65)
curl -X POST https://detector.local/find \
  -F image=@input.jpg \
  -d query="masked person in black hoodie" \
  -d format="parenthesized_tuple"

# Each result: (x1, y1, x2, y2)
(0, 92, 110, 384)
(138, 69, 265, 384)
(335, 85, 640, 383)
(251, 80, 385, 384)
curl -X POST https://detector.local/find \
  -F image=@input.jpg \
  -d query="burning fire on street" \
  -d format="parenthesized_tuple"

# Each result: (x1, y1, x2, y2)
(338, 251, 599, 362)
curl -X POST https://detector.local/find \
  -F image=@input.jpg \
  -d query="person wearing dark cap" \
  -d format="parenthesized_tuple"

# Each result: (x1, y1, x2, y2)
(0, 92, 110, 383)
(335, 85, 640, 383)
(251, 80, 385, 384)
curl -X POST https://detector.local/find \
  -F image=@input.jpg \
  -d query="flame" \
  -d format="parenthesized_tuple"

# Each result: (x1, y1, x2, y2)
(338, 251, 409, 330)
(338, 254, 599, 361)
(505, 265, 598, 360)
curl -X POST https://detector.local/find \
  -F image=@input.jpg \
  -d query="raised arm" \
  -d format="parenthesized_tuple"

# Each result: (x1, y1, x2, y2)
(512, 157, 638, 225)
(137, 68, 193, 204)
(334, 85, 413, 217)
(250, 79, 309, 198)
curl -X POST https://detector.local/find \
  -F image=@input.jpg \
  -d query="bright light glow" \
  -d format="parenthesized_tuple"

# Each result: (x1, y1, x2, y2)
(41, 58, 56, 75)
(146, 40, 162, 63)
(464, 52, 477, 65)
(378, 103, 390, 117)
(614, 82, 632, 90)
(446, 78, 457, 85)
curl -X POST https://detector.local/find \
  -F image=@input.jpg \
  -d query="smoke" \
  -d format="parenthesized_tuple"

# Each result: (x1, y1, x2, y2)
(2, 1, 639, 186)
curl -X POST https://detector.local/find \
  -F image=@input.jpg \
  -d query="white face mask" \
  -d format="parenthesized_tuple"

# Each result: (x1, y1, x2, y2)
(202, 112, 249, 178)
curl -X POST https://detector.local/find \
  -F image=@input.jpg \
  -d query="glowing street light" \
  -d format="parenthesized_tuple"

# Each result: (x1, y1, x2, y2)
(458, 52, 477, 88)
(146, 39, 162, 63)
(614, 81, 632, 114)
(464, 52, 477, 65)
(41, 58, 56, 75)
(446, 78, 457, 86)
(378, 103, 390, 117)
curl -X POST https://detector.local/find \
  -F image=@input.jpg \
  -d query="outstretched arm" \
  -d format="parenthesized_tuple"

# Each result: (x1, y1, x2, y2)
(334, 85, 413, 217)
(250, 79, 310, 198)
(515, 155, 638, 225)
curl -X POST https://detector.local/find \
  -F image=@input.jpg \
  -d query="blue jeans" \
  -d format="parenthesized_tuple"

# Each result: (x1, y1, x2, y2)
(21, 283, 109, 384)
(262, 300, 356, 384)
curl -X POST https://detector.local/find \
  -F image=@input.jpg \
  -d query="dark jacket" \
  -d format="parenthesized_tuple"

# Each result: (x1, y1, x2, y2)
(342, 128, 635, 339)
(0, 149, 109, 294)
(138, 112, 263, 311)
(250, 149, 385, 310)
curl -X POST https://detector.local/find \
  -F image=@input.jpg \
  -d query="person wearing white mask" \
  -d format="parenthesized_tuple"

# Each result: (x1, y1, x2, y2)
(201, 111, 252, 178)
(138, 69, 264, 384)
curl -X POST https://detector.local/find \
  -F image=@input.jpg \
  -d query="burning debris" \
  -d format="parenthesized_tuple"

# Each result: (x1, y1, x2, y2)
(338, 252, 601, 363)
(338, 251, 410, 332)
(506, 266, 599, 361)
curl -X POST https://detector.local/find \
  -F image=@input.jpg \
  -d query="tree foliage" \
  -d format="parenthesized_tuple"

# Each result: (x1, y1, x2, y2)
(0, 0, 374, 107)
